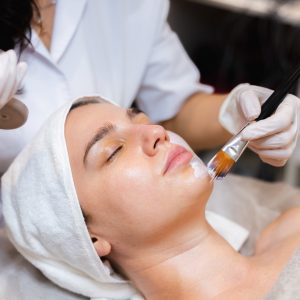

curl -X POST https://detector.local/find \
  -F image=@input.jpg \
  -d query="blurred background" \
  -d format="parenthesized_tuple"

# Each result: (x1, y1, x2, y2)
(168, 0, 300, 186)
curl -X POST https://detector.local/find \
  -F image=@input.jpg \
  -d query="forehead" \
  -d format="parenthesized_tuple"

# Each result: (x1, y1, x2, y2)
(66, 102, 123, 132)
(64, 103, 126, 157)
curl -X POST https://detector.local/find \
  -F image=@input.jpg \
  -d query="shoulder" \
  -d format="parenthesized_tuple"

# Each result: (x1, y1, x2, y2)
(255, 207, 300, 254)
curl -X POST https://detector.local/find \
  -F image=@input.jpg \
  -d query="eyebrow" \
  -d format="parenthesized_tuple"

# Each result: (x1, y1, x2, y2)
(83, 108, 141, 163)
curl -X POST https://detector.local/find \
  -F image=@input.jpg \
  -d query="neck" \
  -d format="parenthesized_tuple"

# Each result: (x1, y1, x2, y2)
(118, 221, 252, 299)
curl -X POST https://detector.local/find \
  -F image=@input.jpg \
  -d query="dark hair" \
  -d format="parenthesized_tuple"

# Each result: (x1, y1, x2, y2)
(0, 0, 39, 53)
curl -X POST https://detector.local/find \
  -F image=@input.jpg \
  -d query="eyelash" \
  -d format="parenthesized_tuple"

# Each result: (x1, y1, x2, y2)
(107, 145, 123, 162)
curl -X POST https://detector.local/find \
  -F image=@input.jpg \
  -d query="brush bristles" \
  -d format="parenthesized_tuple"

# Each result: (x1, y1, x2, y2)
(207, 150, 235, 180)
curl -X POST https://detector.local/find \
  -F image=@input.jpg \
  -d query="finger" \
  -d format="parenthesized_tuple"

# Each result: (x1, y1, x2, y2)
(0, 50, 18, 103)
(242, 101, 295, 140)
(238, 90, 262, 121)
(259, 156, 288, 167)
(247, 85, 273, 102)
(238, 85, 274, 121)
(14, 62, 27, 89)
(10, 62, 27, 97)
(7, 50, 19, 99)
(247, 121, 298, 150)
(249, 146, 294, 162)
(16, 62, 27, 86)
(0, 51, 11, 101)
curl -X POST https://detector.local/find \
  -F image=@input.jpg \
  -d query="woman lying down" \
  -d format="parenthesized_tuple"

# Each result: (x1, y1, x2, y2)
(2, 96, 300, 300)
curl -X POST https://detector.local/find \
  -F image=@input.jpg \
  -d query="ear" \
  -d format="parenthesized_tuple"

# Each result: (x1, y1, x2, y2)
(91, 236, 112, 257)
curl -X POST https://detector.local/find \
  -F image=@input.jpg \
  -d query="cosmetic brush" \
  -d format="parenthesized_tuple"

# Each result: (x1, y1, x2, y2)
(207, 64, 300, 180)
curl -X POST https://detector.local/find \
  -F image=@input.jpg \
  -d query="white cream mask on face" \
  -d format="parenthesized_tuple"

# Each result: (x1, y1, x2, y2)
(190, 156, 206, 179)
(167, 131, 208, 179)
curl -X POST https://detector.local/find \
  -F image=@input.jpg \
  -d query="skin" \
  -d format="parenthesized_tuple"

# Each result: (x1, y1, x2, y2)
(65, 102, 300, 299)
(32, 0, 56, 50)
(65, 102, 212, 257)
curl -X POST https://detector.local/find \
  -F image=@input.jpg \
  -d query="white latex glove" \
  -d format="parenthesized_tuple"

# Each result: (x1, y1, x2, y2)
(0, 50, 27, 110)
(219, 83, 300, 167)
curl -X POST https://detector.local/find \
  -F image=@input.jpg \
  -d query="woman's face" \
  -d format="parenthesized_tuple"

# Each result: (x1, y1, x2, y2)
(65, 102, 212, 255)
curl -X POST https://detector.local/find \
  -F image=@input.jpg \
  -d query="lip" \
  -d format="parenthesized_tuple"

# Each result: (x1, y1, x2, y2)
(163, 145, 193, 175)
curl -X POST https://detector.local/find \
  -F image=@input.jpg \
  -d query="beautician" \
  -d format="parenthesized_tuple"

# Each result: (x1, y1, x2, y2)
(0, 0, 299, 188)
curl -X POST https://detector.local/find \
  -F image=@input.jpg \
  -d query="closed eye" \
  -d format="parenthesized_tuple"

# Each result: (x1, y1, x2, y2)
(107, 145, 123, 162)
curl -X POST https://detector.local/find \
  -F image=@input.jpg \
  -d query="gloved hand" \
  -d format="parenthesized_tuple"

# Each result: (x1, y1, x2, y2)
(0, 50, 27, 110)
(219, 83, 300, 167)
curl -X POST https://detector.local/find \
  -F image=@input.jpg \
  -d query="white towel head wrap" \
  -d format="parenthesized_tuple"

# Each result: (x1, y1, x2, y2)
(2, 96, 142, 300)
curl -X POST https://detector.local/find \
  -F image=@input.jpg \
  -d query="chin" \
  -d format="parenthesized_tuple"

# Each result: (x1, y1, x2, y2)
(182, 173, 213, 207)
(197, 176, 213, 197)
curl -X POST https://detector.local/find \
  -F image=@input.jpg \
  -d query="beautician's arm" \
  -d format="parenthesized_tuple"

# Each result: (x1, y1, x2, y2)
(161, 92, 231, 151)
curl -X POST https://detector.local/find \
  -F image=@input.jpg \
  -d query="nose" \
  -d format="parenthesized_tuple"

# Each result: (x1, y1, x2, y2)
(139, 124, 169, 156)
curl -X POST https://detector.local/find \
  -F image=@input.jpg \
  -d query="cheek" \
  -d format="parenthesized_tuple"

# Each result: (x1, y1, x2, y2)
(102, 164, 181, 237)
(105, 165, 212, 224)
(168, 170, 213, 209)
(94, 162, 213, 247)
(108, 164, 160, 209)
(100, 166, 165, 241)
(106, 157, 212, 210)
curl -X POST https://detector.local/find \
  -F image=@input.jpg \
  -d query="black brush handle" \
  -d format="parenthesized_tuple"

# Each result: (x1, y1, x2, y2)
(256, 64, 300, 121)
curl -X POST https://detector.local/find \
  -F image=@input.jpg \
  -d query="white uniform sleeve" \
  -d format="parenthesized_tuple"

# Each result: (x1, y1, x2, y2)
(136, 0, 213, 123)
